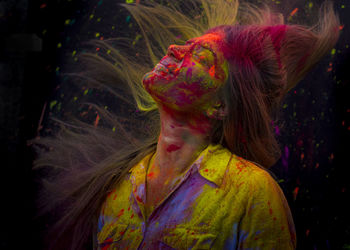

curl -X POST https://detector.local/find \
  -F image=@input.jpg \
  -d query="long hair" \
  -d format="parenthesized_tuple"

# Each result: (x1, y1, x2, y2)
(207, 5, 339, 166)
(30, 0, 339, 249)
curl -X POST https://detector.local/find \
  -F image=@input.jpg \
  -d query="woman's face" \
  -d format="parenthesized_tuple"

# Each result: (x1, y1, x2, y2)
(142, 33, 229, 114)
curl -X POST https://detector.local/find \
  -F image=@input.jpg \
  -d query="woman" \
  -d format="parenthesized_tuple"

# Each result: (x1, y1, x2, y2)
(32, 0, 339, 249)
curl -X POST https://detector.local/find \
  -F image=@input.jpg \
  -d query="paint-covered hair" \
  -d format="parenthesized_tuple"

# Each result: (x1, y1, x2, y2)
(30, 0, 339, 249)
(206, 9, 339, 167)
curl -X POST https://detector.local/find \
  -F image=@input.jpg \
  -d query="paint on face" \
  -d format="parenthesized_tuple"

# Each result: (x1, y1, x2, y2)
(142, 33, 229, 113)
(166, 144, 181, 152)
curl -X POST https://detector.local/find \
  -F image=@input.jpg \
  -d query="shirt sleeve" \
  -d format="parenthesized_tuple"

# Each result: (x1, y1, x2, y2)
(236, 169, 297, 249)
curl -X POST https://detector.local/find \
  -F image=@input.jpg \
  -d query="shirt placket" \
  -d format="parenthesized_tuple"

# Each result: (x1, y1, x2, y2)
(137, 161, 201, 250)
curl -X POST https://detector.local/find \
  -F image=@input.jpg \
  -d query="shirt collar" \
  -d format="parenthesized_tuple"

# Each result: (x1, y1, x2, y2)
(128, 144, 232, 220)
(129, 143, 232, 189)
(195, 143, 233, 187)
(128, 152, 153, 220)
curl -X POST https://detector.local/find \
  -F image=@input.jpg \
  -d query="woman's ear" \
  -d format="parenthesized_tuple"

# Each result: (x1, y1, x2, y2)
(205, 101, 228, 120)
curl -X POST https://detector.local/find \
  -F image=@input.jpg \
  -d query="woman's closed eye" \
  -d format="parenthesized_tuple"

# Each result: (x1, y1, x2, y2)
(192, 46, 215, 67)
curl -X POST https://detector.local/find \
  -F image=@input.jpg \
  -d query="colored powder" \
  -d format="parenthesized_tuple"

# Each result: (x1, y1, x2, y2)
(290, 8, 298, 17)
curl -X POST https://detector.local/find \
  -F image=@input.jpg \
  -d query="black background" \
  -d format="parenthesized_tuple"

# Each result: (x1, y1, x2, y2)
(0, 0, 349, 249)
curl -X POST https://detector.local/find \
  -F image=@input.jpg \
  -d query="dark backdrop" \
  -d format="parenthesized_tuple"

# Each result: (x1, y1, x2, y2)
(0, 0, 349, 249)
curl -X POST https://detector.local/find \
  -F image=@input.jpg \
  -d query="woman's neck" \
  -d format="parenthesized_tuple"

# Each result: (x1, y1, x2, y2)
(152, 105, 213, 176)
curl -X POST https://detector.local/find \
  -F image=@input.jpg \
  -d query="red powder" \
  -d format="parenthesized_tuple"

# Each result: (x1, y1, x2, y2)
(94, 113, 100, 127)
(166, 144, 181, 152)
(208, 66, 216, 77)
(136, 195, 143, 203)
(117, 209, 124, 218)
(293, 187, 299, 200)
(101, 238, 113, 250)
(290, 8, 298, 17)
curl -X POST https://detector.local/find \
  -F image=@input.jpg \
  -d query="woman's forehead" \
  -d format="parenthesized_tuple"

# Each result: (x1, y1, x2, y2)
(187, 33, 224, 46)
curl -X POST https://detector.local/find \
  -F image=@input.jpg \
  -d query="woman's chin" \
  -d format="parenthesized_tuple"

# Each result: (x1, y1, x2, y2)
(142, 73, 165, 104)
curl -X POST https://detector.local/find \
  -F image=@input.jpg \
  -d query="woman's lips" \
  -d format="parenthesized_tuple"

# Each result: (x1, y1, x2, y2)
(150, 56, 182, 78)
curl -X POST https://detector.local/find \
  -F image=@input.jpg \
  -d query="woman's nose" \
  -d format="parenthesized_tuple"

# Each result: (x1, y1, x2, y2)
(167, 45, 190, 61)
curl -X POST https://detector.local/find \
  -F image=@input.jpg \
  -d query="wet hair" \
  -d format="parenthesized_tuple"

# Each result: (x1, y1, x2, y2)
(30, 0, 339, 249)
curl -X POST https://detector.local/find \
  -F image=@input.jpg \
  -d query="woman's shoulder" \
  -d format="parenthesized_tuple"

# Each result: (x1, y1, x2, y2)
(201, 144, 280, 194)
(227, 153, 275, 178)
(225, 154, 284, 200)
(225, 155, 296, 248)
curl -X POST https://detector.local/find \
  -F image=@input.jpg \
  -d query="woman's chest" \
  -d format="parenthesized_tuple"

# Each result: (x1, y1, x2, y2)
(144, 172, 185, 217)
(97, 173, 246, 249)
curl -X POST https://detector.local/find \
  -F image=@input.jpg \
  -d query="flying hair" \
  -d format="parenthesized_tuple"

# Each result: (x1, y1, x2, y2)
(30, 0, 340, 249)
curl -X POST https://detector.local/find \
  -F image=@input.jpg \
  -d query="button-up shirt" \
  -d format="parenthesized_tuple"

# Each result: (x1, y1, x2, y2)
(97, 144, 296, 249)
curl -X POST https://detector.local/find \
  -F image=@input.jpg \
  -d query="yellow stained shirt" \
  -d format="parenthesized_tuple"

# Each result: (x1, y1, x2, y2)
(97, 144, 296, 249)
